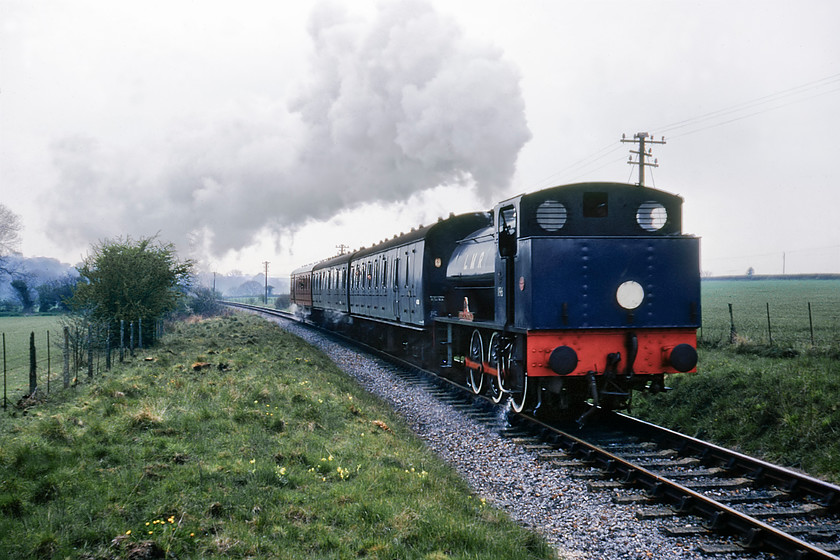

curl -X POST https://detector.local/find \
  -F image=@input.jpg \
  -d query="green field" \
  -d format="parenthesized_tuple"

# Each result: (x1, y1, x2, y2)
(701, 278, 840, 348)
(0, 316, 65, 398)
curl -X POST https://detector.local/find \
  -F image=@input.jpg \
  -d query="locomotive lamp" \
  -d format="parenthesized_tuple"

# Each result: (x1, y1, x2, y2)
(616, 280, 644, 310)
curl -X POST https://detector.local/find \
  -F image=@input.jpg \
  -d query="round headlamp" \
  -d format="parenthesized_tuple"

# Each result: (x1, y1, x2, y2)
(616, 281, 644, 310)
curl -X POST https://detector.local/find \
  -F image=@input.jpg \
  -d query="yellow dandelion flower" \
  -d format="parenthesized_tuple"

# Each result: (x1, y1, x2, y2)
(125, 530, 131, 535)
(249, 458, 256, 464)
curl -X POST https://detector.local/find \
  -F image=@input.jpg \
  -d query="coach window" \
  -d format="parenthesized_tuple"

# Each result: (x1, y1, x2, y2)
(374, 260, 380, 290)
(583, 192, 608, 217)
(404, 252, 410, 288)
(382, 260, 388, 288)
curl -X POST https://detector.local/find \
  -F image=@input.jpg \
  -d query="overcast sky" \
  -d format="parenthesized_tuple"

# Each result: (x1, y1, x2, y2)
(2, 0, 839, 280)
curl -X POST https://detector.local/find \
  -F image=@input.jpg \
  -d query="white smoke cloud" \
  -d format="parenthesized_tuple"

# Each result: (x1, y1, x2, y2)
(45, 0, 530, 261)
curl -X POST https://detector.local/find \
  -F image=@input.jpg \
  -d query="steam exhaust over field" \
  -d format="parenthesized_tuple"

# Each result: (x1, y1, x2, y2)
(45, 0, 530, 263)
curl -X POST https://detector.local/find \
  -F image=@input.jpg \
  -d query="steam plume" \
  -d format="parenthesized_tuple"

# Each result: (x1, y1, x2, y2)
(46, 0, 531, 260)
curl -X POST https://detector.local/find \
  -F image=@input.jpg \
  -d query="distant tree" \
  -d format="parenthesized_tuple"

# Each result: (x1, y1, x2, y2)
(274, 294, 290, 309)
(72, 235, 194, 331)
(746, 267, 755, 277)
(36, 274, 79, 312)
(184, 286, 223, 316)
(0, 204, 23, 277)
(10, 278, 35, 313)
(234, 280, 263, 296)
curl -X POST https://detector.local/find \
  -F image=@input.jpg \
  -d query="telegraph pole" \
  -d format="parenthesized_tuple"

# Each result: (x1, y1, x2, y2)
(621, 132, 665, 186)
(336, 244, 350, 256)
(262, 261, 270, 304)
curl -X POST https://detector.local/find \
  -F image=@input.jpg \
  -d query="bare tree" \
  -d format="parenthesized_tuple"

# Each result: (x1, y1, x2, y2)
(0, 204, 23, 276)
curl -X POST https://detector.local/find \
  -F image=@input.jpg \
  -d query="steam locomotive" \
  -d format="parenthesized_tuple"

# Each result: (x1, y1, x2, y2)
(290, 182, 700, 418)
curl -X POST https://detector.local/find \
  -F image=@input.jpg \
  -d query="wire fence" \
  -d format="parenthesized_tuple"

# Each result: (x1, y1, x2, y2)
(700, 300, 840, 349)
(1, 318, 165, 411)
(699, 279, 840, 349)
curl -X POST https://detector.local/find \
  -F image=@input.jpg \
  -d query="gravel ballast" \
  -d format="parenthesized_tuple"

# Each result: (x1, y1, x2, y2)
(267, 315, 762, 560)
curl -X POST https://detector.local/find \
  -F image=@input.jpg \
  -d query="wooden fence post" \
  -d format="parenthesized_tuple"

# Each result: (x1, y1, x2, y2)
(139, 317, 143, 350)
(120, 320, 125, 363)
(63, 326, 70, 388)
(765, 302, 773, 345)
(46, 331, 51, 394)
(728, 303, 737, 344)
(29, 331, 37, 395)
(87, 324, 93, 379)
(2, 333, 6, 409)
(106, 326, 111, 370)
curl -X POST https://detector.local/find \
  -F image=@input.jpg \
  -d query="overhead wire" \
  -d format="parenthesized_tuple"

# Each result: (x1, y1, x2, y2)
(528, 140, 624, 191)
(654, 72, 840, 139)
(528, 70, 840, 188)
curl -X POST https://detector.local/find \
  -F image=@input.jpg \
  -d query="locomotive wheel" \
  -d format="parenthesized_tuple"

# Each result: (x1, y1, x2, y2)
(468, 330, 484, 394)
(507, 336, 532, 413)
(487, 332, 505, 403)
(510, 375, 530, 413)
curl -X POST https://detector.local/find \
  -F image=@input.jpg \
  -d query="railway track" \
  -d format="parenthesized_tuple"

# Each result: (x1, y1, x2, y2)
(523, 412, 840, 559)
(224, 302, 840, 559)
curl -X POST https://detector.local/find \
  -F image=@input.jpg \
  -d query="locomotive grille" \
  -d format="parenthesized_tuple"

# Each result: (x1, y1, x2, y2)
(636, 201, 668, 232)
(536, 200, 568, 232)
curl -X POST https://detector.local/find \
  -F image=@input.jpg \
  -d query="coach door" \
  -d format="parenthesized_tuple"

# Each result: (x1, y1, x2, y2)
(392, 255, 401, 322)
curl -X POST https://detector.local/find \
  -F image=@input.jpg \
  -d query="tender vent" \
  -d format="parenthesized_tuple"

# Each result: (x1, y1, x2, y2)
(535, 200, 568, 232)
(636, 201, 668, 231)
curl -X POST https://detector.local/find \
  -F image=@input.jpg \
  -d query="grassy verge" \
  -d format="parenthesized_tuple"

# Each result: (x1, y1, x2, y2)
(633, 345, 840, 483)
(0, 315, 555, 559)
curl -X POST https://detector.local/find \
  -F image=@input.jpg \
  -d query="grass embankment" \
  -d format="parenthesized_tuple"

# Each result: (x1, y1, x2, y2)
(634, 347, 840, 483)
(0, 315, 555, 560)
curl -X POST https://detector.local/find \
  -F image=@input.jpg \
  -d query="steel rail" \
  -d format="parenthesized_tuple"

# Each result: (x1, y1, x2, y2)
(524, 412, 840, 560)
(612, 412, 840, 511)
